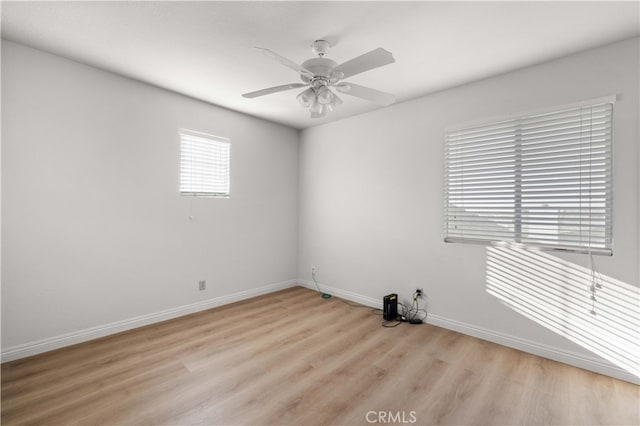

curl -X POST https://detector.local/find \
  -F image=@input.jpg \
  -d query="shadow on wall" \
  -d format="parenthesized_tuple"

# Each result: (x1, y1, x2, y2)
(486, 245, 639, 380)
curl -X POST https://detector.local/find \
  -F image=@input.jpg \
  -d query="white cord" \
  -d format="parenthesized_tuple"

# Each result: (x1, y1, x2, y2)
(311, 270, 321, 293)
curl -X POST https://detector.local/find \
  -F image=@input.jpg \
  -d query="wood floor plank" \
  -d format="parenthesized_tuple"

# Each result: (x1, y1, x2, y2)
(2, 286, 638, 425)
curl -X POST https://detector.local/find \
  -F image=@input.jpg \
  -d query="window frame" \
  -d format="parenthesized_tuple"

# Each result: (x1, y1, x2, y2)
(443, 96, 615, 256)
(179, 129, 231, 198)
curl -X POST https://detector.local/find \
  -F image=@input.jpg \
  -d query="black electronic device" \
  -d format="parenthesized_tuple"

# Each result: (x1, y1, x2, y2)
(383, 293, 398, 321)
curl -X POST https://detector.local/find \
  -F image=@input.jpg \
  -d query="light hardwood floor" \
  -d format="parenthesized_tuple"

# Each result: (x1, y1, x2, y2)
(2, 286, 638, 425)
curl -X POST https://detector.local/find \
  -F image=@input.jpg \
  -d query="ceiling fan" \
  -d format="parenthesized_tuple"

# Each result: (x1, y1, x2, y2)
(242, 40, 396, 118)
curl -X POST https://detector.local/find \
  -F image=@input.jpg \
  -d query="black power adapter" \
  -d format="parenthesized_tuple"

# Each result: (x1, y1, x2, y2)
(383, 293, 398, 321)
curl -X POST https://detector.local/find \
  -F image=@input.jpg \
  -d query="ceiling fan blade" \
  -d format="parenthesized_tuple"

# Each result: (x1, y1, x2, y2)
(242, 83, 308, 98)
(335, 83, 396, 106)
(255, 47, 314, 79)
(331, 48, 395, 80)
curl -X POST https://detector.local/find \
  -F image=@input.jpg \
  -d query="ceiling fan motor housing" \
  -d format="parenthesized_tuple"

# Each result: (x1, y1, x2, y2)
(300, 57, 338, 83)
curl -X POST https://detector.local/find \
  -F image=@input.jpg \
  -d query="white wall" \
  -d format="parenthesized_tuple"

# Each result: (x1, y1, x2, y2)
(1, 40, 299, 354)
(298, 37, 639, 380)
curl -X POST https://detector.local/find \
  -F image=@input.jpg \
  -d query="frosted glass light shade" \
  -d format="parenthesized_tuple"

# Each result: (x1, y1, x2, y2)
(296, 88, 316, 108)
(316, 85, 333, 105)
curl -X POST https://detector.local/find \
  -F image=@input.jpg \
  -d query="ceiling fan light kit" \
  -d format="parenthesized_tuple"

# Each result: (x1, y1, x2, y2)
(243, 40, 396, 118)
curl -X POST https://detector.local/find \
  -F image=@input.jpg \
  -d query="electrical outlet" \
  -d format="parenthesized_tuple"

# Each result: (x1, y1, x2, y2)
(199, 280, 206, 291)
(311, 265, 316, 274)
(416, 288, 423, 298)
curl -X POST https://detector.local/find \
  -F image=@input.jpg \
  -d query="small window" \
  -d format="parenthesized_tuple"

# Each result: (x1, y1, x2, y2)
(180, 130, 230, 197)
(444, 98, 613, 255)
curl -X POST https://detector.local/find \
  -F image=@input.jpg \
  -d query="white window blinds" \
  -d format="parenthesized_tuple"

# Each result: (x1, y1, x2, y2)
(444, 99, 613, 255)
(180, 130, 230, 197)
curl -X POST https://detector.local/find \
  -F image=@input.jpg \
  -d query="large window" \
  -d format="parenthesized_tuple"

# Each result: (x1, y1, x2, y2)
(444, 98, 613, 255)
(180, 130, 230, 197)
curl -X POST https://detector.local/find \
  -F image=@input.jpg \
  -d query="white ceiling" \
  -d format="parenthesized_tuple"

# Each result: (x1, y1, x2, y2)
(2, 1, 638, 129)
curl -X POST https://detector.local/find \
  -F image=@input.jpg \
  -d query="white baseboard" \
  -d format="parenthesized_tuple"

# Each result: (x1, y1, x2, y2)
(298, 279, 383, 308)
(1, 279, 297, 363)
(4, 278, 637, 385)
(298, 280, 639, 385)
(426, 314, 639, 385)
